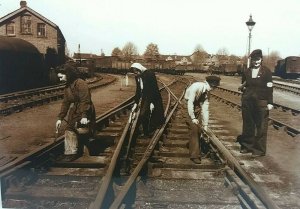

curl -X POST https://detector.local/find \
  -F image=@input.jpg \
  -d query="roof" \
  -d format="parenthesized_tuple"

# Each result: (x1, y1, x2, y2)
(0, 35, 40, 53)
(0, 3, 65, 41)
(73, 53, 99, 59)
(161, 54, 193, 62)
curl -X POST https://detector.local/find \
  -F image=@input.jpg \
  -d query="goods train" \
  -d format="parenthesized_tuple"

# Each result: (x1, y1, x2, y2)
(274, 56, 300, 79)
(94, 58, 186, 75)
(210, 64, 245, 76)
(0, 36, 48, 94)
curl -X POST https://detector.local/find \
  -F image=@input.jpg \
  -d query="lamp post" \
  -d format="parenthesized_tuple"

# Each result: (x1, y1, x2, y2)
(246, 14, 256, 67)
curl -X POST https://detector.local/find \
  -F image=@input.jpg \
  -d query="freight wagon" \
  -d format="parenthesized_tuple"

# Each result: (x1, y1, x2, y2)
(274, 56, 300, 79)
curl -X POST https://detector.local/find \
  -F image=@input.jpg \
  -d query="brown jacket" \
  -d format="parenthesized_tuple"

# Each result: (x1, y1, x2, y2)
(58, 79, 95, 132)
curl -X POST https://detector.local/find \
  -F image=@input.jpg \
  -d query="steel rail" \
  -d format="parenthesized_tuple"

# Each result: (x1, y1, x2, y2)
(273, 82, 300, 96)
(0, 75, 102, 102)
(108, 83, 186, 209)
(210, 93, 300, 136)
(89, 109, 133, 209)
(202, 128, 280, 209)
(0, 95, 134, 178)
(216, 86, 300, 114)
(0, 76, 116, 115)
(0, 84, 64, 102)
(89, 79, 175, 209)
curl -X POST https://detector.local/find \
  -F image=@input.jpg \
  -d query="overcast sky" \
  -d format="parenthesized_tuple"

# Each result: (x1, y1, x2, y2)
(1, 0, 300, 58)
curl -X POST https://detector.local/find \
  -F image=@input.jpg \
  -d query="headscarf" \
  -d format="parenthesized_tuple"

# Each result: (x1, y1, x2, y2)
(130, 63, 147, 72)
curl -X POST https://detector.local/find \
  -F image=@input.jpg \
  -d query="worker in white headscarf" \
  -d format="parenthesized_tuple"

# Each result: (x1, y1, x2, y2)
(130, 63, 165, 137)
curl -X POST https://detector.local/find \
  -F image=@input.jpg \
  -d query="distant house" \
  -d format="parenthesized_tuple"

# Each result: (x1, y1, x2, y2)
(73, 53, 98, 64)
(162, 55, 193, 65)
(0, 1, 66, 65)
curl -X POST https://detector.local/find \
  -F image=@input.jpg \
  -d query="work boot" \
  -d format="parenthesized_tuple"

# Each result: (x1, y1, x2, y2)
(240, 148, 251, 154)
(190, 158, 201, 164)
(62, 154, 81, 162)
(252, 153, 266, 157)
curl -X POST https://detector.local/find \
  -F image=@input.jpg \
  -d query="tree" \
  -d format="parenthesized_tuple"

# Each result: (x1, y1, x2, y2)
(122, 42, 138, 60)
(100, 49, 105, 56)
(264, 50, 281, 72)
(143, 43, 160, 58)
(215, 47, 230, 65)
(194, 44, 205, 53)
(228, 54, 241, 64)
(191, 44, 207, 65)
(216, 47, 229, 56)
(111, 47, 123, 56)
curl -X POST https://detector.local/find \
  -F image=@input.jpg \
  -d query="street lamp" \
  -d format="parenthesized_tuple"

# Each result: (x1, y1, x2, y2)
(246, 14, 256, 67)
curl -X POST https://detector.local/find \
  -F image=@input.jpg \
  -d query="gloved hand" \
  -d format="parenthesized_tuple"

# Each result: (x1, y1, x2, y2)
(192, 118, 199, 124)
(56, 120, 62, 133)
(150, 103, 154, 112)
(267, 104, 273, 110)
(80, 118, 89, 124)
(238, 85, 244, 92)
(131, 103, 137, 112)
(129, 112, 136, 123)
(203, 125, 208, 131)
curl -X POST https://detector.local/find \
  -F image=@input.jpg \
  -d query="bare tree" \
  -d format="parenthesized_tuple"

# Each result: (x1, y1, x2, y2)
(143, 43, 160, 58)
(216, 47, 229, 56)
(194, 44, 205, 53)
(111, 47, 123, 56)
(100, 49, 105, 56)
(264, 50, 281, 72)
(122, 42, 138, 60)
(192, 44, 207, 65)
(228, 54, 241, 64)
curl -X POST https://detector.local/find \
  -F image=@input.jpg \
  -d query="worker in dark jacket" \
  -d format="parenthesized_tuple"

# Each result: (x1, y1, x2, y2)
(238, 49, 273, 157)
(55, 64, 96, 161)
(130, 63, 165, 137)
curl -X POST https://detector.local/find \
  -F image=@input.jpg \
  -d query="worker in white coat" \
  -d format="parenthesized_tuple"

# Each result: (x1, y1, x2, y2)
(184, 76, 220, 164)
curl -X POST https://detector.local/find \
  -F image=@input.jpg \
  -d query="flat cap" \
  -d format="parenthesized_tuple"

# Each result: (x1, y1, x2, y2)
(205, 75, 221, 87)
(249, 49, 263, 58)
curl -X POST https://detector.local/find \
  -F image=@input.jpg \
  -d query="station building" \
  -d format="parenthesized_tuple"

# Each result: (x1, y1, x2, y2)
(0, 1, 66, 65)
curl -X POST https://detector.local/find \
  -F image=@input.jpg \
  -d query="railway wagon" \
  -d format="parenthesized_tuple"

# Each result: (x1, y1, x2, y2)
(274, 56, 300, 79)
(223, 64, 238, 75)
(0, 36, 47, 94)
(211, 64, 244, 76)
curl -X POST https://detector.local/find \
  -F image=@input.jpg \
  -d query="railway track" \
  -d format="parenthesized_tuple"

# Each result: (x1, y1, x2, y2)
(213, 87, 300, 137)
(0, 74, 115, 116)
(273, 81, 300, 96)
(0, 76, 284, 208)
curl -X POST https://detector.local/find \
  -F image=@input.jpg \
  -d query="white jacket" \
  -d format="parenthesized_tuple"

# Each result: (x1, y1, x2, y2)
(184, 82, 210, 126)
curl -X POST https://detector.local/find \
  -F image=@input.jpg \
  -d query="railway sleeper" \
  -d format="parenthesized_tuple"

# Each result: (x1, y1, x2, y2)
(134, 175, 241, 208)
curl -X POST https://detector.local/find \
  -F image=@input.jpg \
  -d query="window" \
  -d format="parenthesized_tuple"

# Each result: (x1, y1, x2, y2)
(21, 15, 32, 34)
(6, 22, 15, 36)
(37, 23, 46, 37)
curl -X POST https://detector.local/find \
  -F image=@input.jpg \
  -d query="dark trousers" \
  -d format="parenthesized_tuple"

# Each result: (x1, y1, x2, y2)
(186, 119, 201, 159)
(184, 101, 201, 159)
(240, 98, 269, 154)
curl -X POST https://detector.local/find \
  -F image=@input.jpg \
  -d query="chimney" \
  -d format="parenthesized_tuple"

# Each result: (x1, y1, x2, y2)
(20, 1, 27, 8)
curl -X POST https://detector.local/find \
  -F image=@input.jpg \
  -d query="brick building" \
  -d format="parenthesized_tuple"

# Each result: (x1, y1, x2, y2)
(0, 1, 66, 65)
